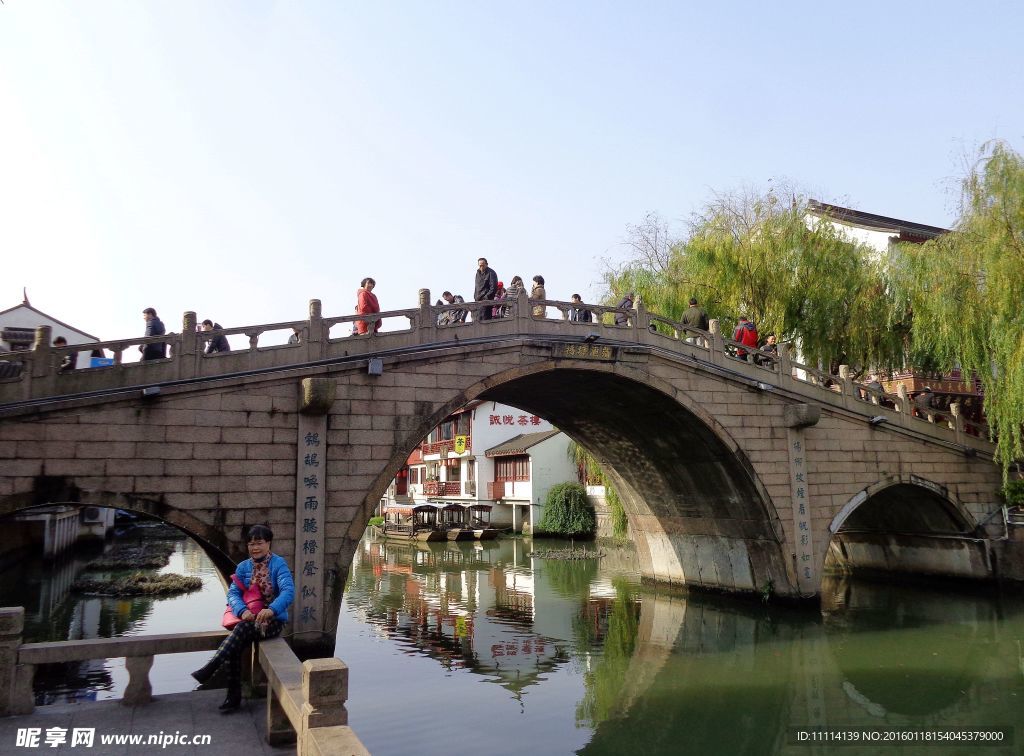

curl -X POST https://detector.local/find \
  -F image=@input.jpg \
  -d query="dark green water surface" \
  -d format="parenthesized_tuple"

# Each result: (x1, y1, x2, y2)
(335, 534, 1024, 756)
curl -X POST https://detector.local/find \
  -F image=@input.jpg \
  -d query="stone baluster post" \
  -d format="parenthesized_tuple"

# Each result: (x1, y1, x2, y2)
(307, 299, 324, 361)
(123, 656, 154, 706)
(896, 383, 910, 416)
(838, 365, 854, 410)
(180, 311, 198, 380)
(708, 319, 725, 367)
(777, 341, 792, 383)
(950, 401, 964, 443)
(516, 286, 530, 330)
(0, 607, 33, 716)
(30, 326, 54, 398)
(635, 301, 648, 340)
(299, 659, 352, 755)
(418, 289, 435, 341)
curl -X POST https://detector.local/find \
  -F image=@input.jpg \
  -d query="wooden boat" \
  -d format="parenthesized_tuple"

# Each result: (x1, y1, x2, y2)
(372, 523, 446, 542)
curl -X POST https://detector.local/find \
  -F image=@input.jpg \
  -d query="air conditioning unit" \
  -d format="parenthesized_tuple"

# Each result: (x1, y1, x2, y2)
(81, 506, 104, 524)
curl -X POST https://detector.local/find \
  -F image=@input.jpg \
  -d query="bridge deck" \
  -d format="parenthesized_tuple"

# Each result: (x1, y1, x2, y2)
(0, 690, 294, 755)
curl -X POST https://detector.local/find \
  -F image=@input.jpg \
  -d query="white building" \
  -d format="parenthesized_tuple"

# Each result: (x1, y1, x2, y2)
(384, 401, 578, 533)
(0, 296, 101, 369)
(805, 199, 947, 258)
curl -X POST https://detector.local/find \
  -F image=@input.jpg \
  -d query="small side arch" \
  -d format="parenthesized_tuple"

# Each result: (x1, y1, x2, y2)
(826, 475, 990, 581)
(0, 484, 235, 575)
(829, 474, 978, 536)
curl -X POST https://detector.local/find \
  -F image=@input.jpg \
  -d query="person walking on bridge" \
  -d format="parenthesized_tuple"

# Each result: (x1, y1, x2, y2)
(140, 307, 167, 361)
(355, 277, 381, 334)
(733, 316, 758, 360)
(474, 257, 498, 322)
(201, 320, 230, 354)
(614, 292, 634, 326)
(680, 297, 709, 343)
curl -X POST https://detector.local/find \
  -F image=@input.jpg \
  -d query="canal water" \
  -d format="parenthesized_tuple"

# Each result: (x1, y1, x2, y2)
(336, 534, 1024, 756)
(0, 524, 226, 704)
(4, 529, 1023, 754)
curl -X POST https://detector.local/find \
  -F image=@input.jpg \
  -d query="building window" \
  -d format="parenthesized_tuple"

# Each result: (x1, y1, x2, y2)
(494, 455, 529, 481)
(446, 459, 461, 481)
(409, 468, 419, 485)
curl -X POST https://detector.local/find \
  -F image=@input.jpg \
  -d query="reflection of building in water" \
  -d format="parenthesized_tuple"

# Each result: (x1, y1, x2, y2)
(347, 536, 572, 694)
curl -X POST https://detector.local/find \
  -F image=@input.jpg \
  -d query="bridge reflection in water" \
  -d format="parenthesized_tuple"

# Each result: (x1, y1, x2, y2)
(337, 534, 1024, 756)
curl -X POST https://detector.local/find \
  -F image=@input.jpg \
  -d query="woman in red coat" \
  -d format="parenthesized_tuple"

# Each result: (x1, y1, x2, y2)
(355, 277, 381, 334)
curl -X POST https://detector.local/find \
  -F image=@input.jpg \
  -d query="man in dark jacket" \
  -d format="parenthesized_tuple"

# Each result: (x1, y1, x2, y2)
(474, 258, 498, 322)
(680, 297, 709, 342)
(569, 294, 592, 323)
(201, 319, 230, 354)
(614, 293, 634, 326)
(141, 307, 167, 361)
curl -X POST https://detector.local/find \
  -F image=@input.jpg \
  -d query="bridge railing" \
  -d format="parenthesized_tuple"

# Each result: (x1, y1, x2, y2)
(0, 291, 993, 452)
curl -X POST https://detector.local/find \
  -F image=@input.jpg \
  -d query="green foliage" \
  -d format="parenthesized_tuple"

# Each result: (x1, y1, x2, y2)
(368, 516, 384, 527)
(538, 482, 597, 537)
(575, 580, 640, 727)
(543, 551, 601, 598)
(604, 189, 911, 375)
(1001, 479, 1024, 508)
(567, 439, 628, 538)
(606, 485, 628, 539)
(891, 141, 1024, 472)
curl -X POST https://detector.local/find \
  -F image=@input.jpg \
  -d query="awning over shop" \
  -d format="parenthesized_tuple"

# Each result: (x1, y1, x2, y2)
(484, 430, 560, 458)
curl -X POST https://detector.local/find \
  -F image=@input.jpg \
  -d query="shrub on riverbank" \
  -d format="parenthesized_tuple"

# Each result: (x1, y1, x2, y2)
(71, 572, 203, 596)
(536, 482, 596, 538)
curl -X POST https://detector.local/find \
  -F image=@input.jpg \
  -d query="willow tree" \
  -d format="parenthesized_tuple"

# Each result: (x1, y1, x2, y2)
(605, 187, 908, 374)
(892, 141, 1024, 471)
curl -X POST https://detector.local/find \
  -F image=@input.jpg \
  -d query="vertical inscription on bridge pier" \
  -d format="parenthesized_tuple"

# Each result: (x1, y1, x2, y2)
(294, 378, 335, 636)
(783, 404, 821, 596)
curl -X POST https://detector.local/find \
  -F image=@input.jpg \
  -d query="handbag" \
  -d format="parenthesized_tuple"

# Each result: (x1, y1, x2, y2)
(221, 573, 266, 630)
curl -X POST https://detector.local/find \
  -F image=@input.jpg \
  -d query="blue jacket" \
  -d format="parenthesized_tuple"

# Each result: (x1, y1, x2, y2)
(227, 553, 295, 622)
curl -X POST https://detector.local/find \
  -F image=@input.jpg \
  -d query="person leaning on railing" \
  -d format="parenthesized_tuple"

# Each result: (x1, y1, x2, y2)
(191, 525, 295, 714)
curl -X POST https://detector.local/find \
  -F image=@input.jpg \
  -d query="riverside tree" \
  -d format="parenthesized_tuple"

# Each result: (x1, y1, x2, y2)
(537, 482, 596, 538)
(604, 187, 908, 375)
(892, 141, 1024, 472)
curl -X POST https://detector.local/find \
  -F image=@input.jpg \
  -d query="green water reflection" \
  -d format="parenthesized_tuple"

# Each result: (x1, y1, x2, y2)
(337, 534, 1024, 756)
(0, 533, 226, 703)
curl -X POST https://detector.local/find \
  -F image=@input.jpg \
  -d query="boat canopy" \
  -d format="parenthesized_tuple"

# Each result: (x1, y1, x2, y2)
(467, 504, 493, 511)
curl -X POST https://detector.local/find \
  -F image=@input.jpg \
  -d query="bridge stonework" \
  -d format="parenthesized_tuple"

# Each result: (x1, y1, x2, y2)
(0, 295, 1012, 647)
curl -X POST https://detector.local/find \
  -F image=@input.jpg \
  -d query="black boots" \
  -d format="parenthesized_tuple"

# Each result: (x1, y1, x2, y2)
(219, 685, 242, 714)
(190, 659, 219, 687)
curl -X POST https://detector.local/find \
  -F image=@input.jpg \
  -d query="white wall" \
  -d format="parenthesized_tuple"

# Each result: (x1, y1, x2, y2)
(804, 214, 896, 258)
(0, 305, 99, 368)
(526, 434, 578, 525)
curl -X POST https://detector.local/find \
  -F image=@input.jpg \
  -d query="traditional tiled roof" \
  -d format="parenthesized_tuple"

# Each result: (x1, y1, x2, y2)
(484, 430, 560, 458)
(807, 199, 948, 243)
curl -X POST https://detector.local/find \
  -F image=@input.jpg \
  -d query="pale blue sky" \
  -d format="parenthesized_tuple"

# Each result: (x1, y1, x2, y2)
(2, 1, 1021, 343)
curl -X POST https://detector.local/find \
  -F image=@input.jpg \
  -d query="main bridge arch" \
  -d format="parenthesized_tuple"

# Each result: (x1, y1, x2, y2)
(370, 362, 793, 598)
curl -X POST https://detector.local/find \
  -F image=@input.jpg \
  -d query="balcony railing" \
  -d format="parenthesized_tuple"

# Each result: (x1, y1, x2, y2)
(421, 438, 472, 455)
(423, 480, 461, 496)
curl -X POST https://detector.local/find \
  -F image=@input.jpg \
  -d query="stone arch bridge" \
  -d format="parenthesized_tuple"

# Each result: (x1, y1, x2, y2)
(0, 291, 1013, 650)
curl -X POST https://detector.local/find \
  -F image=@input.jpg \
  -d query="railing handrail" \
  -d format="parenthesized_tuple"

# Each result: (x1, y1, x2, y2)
(0, 293, 995, 454)
(17, 630, 227, 664)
